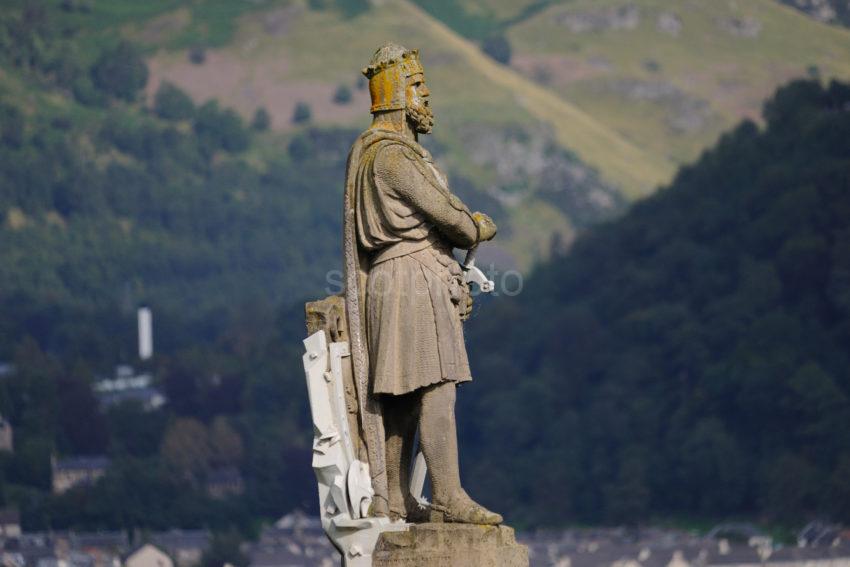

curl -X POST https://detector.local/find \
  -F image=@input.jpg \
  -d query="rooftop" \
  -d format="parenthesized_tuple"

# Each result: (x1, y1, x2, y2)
(52, 456, 111, 472)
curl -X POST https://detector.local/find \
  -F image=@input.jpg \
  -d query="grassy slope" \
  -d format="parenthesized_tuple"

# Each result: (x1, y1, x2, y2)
(144, 0, 671, 197)
(139, 0, 675, 266)
(506, 0, 850, 166)
(44, 0, 850, 266)
(401, 0, 673, 199)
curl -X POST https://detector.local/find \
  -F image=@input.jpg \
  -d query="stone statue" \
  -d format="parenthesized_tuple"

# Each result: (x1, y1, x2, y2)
(303, 43, 527, 566)
(343, 42, 500, 526)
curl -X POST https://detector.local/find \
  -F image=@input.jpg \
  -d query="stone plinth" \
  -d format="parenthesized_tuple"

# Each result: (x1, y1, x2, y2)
(372, 523, 529, 567)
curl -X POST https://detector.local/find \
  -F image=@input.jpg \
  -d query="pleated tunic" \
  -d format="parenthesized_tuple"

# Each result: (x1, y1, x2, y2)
(354, 131, 479, 396)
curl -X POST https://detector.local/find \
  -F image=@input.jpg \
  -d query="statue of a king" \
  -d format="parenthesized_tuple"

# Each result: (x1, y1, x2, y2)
(342, 42, 502, 525)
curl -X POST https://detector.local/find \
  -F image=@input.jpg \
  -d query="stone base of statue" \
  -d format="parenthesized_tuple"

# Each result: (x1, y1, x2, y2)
(372, 523, 529, 566)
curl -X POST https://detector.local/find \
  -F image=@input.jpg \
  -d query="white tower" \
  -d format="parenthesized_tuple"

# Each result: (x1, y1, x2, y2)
(137, 307, 153, 361)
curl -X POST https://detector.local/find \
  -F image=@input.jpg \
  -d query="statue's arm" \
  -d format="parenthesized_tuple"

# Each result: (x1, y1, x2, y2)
(374, 145, 478, 248)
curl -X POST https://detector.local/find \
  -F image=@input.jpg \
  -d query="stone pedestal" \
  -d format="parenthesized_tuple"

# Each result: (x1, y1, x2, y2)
(372, 523, 529, 567)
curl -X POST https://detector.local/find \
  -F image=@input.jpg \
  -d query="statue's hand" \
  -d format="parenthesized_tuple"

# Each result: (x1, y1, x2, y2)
(459, 282, 474, 321)
(472, 212, 497, 242)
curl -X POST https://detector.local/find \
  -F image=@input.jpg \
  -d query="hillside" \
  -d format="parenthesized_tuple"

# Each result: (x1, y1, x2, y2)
(16, 0, 847, 311)
(139, 0, 661, 266)
(460, 79, 850, 526)
(0, 3, 341, 528)
(416, 0, 850, 168)
(2, 0, 850, 536)
(511, 0, 850, 164)
(30, 0, 850, 268)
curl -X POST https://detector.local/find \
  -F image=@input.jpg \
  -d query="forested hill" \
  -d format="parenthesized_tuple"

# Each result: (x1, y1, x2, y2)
(0, 5, 346, 530)
(0, 14, 346, 361)
(461, 79, 850, 526)
(2, 0, 850, 535)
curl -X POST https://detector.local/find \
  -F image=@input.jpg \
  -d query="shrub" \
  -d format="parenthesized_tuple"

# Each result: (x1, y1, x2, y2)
(91, 41, 149, 102)
(72, 76, 107, 107)
(333, 84, 352, 105)
(154, 82, 195, 121)
(251, 107, 271, 131)
(0, 104, 25, 148)
(292, 102, 311, 124)
(194, 101, 249, 153)
(482, 35, 511, 65)
(189, 46, 206, 65)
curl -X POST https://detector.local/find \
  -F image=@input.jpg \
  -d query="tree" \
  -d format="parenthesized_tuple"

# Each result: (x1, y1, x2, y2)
(0, 104, 25, 148)
(106, 402, 167, 457)
(760, 453, 822, 522)
(482, 35, 511, 65)
(332, 84, 352, 105)
(72, 76, 106, 107)
(251, 107, 271, 131)
(154, 82, 195, 121)
(292, 102, 311, 124)
(201, 530, 248, 567)
(194, 101, 249, 153)
(189, 46, 206, 65)
(830, 455, 850, 521)
(160, 418, 211, 480)
(677, 419, 747, 514)
(209, 416, 243, 466)
(56, 369, 108, 455)
(603, 446, 650, 524)
(91, 41, 149, 101)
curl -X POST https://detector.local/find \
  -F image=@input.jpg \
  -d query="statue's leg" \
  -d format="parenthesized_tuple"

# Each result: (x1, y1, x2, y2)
(383, 392, 420, 520)
(419, 381, 503, 525)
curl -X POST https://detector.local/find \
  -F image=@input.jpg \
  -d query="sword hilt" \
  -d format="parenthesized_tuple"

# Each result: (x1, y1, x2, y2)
(462, 245, 494, 293)
(463, 245, 477, 267)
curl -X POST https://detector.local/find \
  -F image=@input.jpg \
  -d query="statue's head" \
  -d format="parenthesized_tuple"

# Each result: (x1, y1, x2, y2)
(363, 42, 433, 134)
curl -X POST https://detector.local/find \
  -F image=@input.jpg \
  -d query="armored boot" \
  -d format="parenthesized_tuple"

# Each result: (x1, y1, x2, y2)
(419, 382, 503, 525)
(430, 488, 502, 525)
(369, 494, 390, 517)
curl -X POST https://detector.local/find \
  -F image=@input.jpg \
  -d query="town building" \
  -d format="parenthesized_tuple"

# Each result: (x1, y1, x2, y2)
(205, 467, 244, 500)
(124, 545, 172, 567)
(149, 531, 210, 567)
(93, 367, 165, 413)
(247, 513, 335, 567)
(0, 417, 12, 453)
(51, 456, 111, 495)
(0, 508, 21, 538)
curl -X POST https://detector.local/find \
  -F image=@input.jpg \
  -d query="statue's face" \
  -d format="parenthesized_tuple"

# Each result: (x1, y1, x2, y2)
(405, 73, 433, 134)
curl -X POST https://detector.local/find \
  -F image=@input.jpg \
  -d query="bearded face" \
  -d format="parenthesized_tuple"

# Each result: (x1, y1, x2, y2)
(405, 73, 434, 134)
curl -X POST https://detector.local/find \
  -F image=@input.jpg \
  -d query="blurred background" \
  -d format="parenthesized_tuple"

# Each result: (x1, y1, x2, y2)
(1, 0, 850, 566)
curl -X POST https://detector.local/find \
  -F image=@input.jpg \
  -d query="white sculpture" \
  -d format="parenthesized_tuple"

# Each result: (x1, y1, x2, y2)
(302, 330, 407, 566)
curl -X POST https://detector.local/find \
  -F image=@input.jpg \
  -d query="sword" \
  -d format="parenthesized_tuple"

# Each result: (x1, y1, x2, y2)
(462, 245, 494, 293)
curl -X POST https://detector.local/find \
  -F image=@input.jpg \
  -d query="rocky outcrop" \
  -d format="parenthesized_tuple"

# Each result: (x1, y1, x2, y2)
(556, 4, 640, 33)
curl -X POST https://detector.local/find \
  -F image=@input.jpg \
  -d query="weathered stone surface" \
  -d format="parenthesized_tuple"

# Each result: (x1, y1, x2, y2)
(372, 523, 529, 567)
